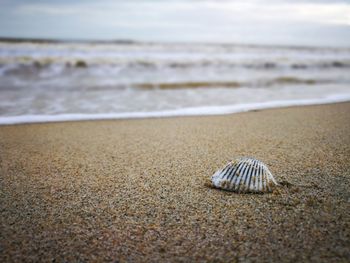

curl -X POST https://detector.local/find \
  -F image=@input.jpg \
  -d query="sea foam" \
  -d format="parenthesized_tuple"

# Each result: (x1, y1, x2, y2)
(1, 93, 349, 125)
(1, 41, 350, 125)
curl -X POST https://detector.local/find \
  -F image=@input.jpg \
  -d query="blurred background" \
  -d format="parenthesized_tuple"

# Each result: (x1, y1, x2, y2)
(0, 0, 349, 123)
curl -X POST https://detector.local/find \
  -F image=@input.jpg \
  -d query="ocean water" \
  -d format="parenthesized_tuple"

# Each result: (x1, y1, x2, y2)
(0, 41, 349, 124)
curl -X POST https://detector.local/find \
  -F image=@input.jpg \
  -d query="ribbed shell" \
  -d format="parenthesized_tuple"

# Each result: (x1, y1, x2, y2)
(211, 157, 278, 193)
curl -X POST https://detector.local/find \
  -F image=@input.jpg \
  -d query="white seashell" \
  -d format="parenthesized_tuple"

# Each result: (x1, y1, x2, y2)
(211, 157, 278, 193)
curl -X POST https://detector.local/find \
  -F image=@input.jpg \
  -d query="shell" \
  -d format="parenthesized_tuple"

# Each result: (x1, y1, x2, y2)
(211, 157, 278, 193)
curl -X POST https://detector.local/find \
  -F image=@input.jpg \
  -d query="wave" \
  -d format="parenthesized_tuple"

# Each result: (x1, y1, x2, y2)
(266, 77, 318, 85)
(1, 59, 350, 75)
(1, 93, 349, 125)
(2, 38, 350, 52)
(0, 37, 137, 45)
(136, 77, 327, 90)
(136, 81, 242, 89)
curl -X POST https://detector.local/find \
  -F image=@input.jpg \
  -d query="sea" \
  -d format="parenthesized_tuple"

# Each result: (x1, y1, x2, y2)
(0, 40, 349, 125)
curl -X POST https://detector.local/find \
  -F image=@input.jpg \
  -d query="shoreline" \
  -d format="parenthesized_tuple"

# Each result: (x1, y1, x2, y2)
(1, 102, 349, 262)
(2, 37, 349, 49)
(1, 94, 350, 125)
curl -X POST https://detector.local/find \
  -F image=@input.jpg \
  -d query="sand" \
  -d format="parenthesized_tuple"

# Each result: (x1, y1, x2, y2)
(0, 102, 349, 262)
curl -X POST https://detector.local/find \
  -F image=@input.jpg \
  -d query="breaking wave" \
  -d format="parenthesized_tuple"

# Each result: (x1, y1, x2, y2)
(1, 40, 350, 124)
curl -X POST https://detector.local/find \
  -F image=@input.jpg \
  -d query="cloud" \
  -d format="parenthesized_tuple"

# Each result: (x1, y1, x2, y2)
(1, 0, 349, 46)
(13, 0, 350, 26)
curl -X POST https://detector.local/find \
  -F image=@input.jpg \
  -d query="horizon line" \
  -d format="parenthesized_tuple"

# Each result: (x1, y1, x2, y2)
(0, 36, 349, 50)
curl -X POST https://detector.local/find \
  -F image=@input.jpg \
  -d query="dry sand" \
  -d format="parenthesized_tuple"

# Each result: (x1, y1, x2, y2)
(0, 102, 350, 262)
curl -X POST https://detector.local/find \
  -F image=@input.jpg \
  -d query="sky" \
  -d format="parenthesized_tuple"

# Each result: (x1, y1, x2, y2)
(0, 0, 349, 47)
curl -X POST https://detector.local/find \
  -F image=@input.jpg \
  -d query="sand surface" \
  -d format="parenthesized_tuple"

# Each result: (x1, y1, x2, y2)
(1, 103, 350, 262)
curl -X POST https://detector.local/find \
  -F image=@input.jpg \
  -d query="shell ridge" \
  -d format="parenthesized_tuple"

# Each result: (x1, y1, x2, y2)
(249, 159, 259, 192)
(250, 159, 259, 192)
(255, 161, 265, 192)
(259, 161, 268, 192)
(253, 161, 259, 192)
(211, 157, 278, 193)
(239, 162, 251, 192)
(244, 159, 256, 192)
(221, 164, 234, 180)
(227, 161, 244, 184)
(258, 164, 263, 192)
(219, 162, 234, 178)
(252, 163, 258, 192)
(238, 158, 255, 191)
(230, 161, 246, 191)
(236, 162, 250, 192)
(228, 162, 242, 181)
(224, 166, 237, 189)
(261, 165, 267, 192)
(257, 160, 263, 192)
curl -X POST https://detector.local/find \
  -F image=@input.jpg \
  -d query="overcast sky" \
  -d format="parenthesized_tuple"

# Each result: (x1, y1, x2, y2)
(0, 0, 349, 46)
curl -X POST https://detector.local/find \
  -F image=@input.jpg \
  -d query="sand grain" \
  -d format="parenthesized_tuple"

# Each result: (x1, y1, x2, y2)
(0, 103, 350, 262)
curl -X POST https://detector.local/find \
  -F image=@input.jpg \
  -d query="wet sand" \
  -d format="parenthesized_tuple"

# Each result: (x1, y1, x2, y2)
(0, 102, 349, 262)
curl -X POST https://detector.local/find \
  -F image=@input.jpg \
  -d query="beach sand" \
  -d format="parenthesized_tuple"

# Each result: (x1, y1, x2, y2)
(1, 102, 349, 262)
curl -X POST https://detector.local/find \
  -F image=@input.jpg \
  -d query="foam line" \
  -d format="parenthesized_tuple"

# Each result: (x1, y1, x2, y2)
(1, 93, 349, 125)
